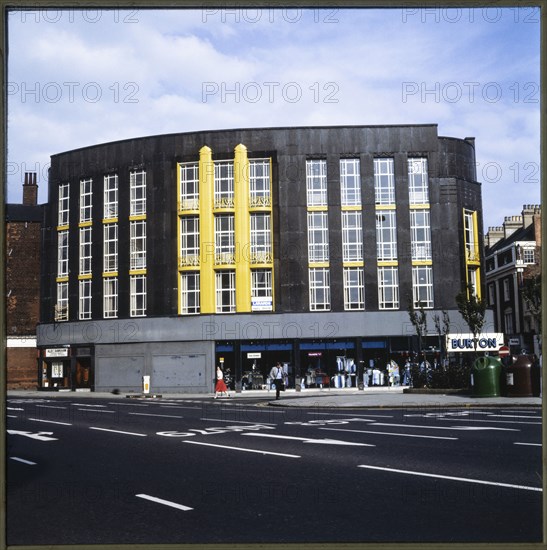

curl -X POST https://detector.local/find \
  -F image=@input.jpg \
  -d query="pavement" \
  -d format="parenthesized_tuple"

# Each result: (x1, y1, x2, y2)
(6, 386, 543, 408)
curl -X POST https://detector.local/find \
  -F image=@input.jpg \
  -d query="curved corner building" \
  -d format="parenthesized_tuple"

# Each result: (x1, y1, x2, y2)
(37, 124, 491, 393)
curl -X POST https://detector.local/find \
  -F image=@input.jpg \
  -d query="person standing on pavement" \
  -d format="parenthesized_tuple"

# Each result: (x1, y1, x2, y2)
(269, 362, 284, 400)
(214, 366, 230, 399)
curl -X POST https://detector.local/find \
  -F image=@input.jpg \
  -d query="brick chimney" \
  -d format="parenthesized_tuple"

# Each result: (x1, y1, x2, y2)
(503, 215, 523, 239)
(23, 172, 38, 206)
(533, 212, 541, 248)
(484, 226, 504, 249)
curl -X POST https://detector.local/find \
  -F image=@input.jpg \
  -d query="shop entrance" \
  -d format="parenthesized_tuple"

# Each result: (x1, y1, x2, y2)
(74, 357, 93, 390)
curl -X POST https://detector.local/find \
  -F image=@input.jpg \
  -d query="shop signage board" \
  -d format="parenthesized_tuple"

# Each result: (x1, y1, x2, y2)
(247, 352, 261, 359)
(251, 298, 273, 311)
(446, 333, 504, 353)
(45, 348, 69, 357)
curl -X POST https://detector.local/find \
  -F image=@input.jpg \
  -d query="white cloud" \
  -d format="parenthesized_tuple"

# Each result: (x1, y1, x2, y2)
(7, 7, 540, 232)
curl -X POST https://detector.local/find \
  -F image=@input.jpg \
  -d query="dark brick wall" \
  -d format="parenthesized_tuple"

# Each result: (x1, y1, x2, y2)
(7, 347, 38, 389)
(6, 218, 42, 389)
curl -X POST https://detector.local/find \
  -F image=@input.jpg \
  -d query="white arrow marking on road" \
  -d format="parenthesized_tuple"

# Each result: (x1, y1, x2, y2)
(243, 433, 375, 446)
(7, 430, 58, 441)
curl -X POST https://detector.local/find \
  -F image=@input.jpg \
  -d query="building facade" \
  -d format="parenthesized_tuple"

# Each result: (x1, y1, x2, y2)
(37, 125, 492, 393)
(485, 205, 541, 356)
(6, 173, 44, 389)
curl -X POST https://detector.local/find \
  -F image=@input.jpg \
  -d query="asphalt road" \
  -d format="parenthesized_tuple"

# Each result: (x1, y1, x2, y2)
(7, 395, 543, 545)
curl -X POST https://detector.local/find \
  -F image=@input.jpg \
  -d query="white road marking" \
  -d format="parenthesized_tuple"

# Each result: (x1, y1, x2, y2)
(28, 418, 72, 426)
(243, 433, 375, 446)
(10, 457, 37, 465)
(486, 414, 541, 419)
(129, 412, 183, 419)
(77, 409, 116, 413)
(71, 403, 107, 407)
(373, 422, 519, 432)
(7, 415, 18, 418)
(184, 440, 301, 458)
(7, 430, 58, 441)
(200, 418, 277, 425)
(107, 402, 149, 407)
(36, 405, 67, 410)
(431, 417, 540, 426)
(89, 427, 147, 437)
(358, 464, 543, 492)
(7, 407, 24, 411)
(309, 412, 394, 418)
(159, 405, 200, 410)
(515, 442, 542, 447)
(320, 427, 458, 441)
(136, 494, 193, 511)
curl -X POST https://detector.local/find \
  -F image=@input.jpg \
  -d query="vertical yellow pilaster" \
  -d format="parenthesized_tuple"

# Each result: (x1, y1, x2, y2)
(234, 143, 251, 312)
(199, 146, 215, 313)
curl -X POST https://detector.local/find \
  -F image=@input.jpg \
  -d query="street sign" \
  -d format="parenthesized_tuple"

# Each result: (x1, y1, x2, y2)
(498, 345, 510, 357)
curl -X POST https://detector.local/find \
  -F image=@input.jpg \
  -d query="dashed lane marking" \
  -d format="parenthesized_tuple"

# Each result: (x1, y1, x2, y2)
(320, 427, 458, 441)
(183, 440, 301, 458)
(10, 457, 37, 465)
(89, 427, 147, 437)
(357, 464, 543, 492)
(136, 494, 193, 511)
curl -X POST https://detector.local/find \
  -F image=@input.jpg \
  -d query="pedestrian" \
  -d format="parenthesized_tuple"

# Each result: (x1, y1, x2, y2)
(269, 362, 284, 400)
(214, 366, 229, 399)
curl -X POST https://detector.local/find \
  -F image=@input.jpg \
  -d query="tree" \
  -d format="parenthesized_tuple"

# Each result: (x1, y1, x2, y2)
(407, 298, 428, 361)
(433, 309, 450, 365)
(455, 282, 487, 356)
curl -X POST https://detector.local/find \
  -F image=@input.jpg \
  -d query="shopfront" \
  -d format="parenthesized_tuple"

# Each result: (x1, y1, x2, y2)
(38, 346, 94, 391)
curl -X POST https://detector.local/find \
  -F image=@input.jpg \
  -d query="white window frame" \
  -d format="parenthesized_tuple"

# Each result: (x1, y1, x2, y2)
(307, 211, 329, 263)
(488, 283, 495, 306)
(408, 158, 429, 204)
(309, 267, 331, 311)
(250, 213, 271, 263)
(306, 159, 327, 206)
(130, 170, 146, 215)
(79, 178, 93, 223)
(58, 183, 70, 226)
(79, 279, 92, 320)
(343, 267, 364, 310)
(103, 277, 118, 318)
(464, 210, 477, 260)
(130, 275, 147, 317)
(55, 282, 69, 321)
(412, 265, 434, 308)
(342, 211, 363, 262)
(410, 210, 432, 261)
(340, 158, 361, 207)
(214, 161, 234, 208)
(58, 230, 69, 277)
(216, 270, 236, 313)
(374, 158, 395, 205)
(376, 210, 398, 261)
(180, 272, 200, 315)
(104, 174, 118, 219)
(79, 226, 92, 275)
(378, 266, 399, 310)
(504, 309, 514, 335)
(249, 159, 271, 207)
(523, 248, 535, 264)
(503, 278, 510, 301)
(103, 223, 118, 273)
(130, 220, 147, 270)
(215, 215, 235, 264)
(180, 216, 200, 265)
(180, 162, 199, 210)
(251, 269, 272, 299)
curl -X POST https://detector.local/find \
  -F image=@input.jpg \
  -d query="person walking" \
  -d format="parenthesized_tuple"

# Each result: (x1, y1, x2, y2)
(214, 366, 229, 399)
(269, 362, 284, 400)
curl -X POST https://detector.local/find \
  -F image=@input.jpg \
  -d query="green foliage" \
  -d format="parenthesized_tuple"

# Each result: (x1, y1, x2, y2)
(455, 282, 486, 345)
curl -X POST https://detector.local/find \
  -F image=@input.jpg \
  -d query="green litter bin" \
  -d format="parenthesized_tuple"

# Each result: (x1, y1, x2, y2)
(471, 356, 502, 397)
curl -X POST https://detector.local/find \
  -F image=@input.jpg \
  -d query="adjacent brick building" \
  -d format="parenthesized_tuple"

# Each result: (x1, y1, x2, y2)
(6, 173, 44, 389)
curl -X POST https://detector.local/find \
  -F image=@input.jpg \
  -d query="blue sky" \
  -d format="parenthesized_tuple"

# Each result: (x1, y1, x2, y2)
(7, 7, 540, 230)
